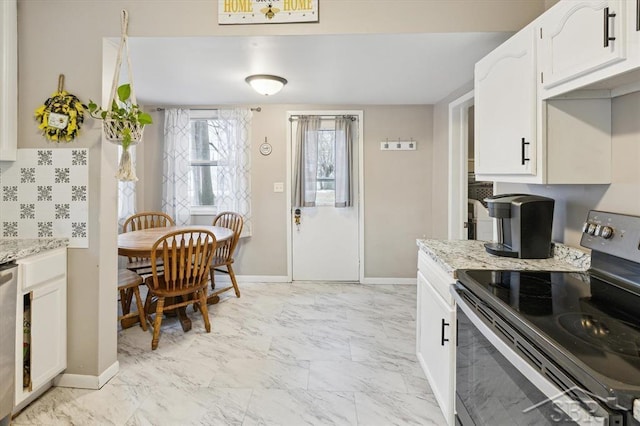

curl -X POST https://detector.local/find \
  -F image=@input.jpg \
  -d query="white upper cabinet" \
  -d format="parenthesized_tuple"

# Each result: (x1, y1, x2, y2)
(0, 0, 17, 161)
(474, 25, 538, 178)
(541, 1, 627, 89)
(472, 0, 637, 184)
(540, 0, 640, 98)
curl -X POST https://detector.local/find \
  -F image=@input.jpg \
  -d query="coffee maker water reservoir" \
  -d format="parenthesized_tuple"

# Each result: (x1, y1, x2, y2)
(483, 194, 555, 259)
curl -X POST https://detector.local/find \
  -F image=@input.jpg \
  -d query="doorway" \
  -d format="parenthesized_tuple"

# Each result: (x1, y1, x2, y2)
(286, 111, 363, 282)
(448, 91, 493, 240)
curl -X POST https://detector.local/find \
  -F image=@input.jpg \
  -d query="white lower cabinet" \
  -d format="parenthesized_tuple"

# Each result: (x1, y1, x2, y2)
(416, 251, 456, 425)
(14, 247, 67, 409)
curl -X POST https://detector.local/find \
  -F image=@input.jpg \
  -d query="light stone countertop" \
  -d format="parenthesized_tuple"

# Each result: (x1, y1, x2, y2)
(0, 238, 69, 264)
(417, 239, 590, 278)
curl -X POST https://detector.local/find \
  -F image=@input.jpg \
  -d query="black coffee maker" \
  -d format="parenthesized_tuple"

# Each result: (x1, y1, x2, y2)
(483, 194, 555, 259)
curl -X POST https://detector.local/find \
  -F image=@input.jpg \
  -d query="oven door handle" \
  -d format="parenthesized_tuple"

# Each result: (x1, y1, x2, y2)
(451, 284, 608, 426)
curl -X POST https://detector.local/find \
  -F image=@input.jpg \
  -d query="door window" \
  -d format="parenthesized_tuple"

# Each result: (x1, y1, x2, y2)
(316, 129, 336, 206)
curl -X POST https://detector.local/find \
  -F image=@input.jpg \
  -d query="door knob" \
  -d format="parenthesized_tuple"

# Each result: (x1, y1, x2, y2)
(294, 208, 301, 229)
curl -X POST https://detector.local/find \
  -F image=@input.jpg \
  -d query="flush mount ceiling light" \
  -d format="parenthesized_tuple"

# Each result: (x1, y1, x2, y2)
(245, 74, 288, 96)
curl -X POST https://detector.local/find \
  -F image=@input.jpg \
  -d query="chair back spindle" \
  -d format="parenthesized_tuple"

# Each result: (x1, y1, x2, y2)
(123, 211, 175, 233)
(149, 230, 216, 297)
(212, 211, 244, 262)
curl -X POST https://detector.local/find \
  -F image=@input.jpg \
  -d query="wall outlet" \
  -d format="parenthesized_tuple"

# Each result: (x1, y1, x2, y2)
(273, 182, 284, 193)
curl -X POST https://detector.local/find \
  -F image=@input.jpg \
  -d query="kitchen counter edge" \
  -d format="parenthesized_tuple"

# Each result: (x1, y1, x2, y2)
(0, 238, 69, 264)
(417, 239, 590, 279)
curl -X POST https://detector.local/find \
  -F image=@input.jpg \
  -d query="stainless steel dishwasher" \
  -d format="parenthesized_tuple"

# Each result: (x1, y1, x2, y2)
(0, 262, 18, 426)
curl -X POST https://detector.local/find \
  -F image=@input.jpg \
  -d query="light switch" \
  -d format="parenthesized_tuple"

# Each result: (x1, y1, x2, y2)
(273, 182, 284, 193)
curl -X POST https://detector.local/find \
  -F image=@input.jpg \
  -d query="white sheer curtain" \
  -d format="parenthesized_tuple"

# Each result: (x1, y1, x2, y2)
(162, 109, 191, 225)
(293, 116, 321, 207)
(216, 108, 253, 236)
(334, 117, 354, 207)
(117, 146, 137, 232)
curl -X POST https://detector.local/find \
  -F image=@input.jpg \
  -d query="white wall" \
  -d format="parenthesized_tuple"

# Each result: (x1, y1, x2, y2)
(140, 104, 433, 279)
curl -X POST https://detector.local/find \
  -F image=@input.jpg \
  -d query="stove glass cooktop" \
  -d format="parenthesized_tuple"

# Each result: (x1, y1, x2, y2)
(458, 269, 640, 388)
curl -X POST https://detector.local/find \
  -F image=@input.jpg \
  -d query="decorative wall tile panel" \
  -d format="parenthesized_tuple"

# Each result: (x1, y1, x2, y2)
(0, 148, 89, 247)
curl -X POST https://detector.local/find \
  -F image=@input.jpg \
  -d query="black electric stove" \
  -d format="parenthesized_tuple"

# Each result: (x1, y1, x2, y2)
(458, 269, 640, 408)
(456, 210, 640, 424)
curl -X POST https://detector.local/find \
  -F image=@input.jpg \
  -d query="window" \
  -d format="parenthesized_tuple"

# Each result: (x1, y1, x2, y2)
(163, 108, 252, 233)
(316, 129, 336, 206)
(189, 111, 222, 214)
(292, 115, 354, 209)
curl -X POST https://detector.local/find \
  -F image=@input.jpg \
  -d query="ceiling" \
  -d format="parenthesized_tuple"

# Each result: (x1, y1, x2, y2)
(124, 32, 512, 107)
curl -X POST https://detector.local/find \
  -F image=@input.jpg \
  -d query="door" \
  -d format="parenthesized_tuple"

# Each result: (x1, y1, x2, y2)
(416, 270, 455, 425)
(474, 25, 537, 177)
(29, 277, 66, 390)
(289, 112, 361, 282)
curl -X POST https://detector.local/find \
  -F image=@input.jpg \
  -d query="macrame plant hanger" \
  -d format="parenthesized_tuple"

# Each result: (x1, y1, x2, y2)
(107, 9, 143, 181)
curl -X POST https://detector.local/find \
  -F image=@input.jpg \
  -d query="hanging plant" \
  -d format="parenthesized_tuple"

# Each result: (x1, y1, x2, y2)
(86, 83, 152, 152)
(85, 9, 152, 182)
(34, 74, 85, 143)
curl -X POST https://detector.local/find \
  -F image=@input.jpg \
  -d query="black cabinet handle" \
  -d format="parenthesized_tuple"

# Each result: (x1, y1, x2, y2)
(636, 0, 639, 31)
(604, 7, 616, 47)
(441, 318, 449, 346)
(521, 138, 530, 165)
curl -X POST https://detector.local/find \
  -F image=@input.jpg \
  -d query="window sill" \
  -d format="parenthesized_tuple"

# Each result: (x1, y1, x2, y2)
(190, 207, 217, 216)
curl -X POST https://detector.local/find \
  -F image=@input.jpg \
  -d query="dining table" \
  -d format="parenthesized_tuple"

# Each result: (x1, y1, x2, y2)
(117, 225, 234, 331)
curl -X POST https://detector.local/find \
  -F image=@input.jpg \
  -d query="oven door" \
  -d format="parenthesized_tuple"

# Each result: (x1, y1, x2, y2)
(453, 283, 611, 426)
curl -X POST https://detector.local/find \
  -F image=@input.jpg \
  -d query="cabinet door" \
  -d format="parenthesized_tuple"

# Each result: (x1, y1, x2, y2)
(541, 0, 627, 89)
(474, 25, 537, 177)
(29, 277, 67, 391)
(416, 271, 455, 425)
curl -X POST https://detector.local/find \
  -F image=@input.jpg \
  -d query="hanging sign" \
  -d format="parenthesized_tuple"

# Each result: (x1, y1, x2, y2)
(218, 0, 318, 24)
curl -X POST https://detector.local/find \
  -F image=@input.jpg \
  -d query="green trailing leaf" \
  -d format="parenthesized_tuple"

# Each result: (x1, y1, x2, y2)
(121, 128, 132, 150)
(117, 84, 131, 103)
(138, 112, 153, 125)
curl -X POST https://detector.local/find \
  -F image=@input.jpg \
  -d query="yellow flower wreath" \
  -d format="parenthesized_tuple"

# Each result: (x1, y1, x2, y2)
(34, 90, 85, 143)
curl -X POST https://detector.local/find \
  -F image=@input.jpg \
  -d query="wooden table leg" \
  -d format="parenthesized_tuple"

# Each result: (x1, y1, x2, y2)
(206, 294, 220, 305)
(120, 315, 140, 329)
(177, 305, 192, 332)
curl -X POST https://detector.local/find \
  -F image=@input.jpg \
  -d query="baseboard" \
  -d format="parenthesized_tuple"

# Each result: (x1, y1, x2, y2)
(214, 275, 290, 283)
(215, 275, 416, 285)
(360, 277, 417, 285)
(53, 360, 119, 390)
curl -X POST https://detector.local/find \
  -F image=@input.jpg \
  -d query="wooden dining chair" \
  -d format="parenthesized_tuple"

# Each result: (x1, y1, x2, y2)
(117, 269, 147, 331)
(144, 229, 216, 350)
(208, 211, 244, 300)
(122, 211, 175, 274)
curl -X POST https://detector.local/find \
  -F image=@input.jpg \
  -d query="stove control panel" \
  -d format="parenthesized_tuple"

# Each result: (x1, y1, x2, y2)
(581, 210, 640, 262)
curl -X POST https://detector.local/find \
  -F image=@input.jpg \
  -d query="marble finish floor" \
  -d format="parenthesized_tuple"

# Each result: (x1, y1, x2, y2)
(12, 282, 446, 425)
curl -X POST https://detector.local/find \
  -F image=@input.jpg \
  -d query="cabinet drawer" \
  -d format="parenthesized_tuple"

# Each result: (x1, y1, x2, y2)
(19, 248, 67, 291)
(418, 250, 455, 306)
